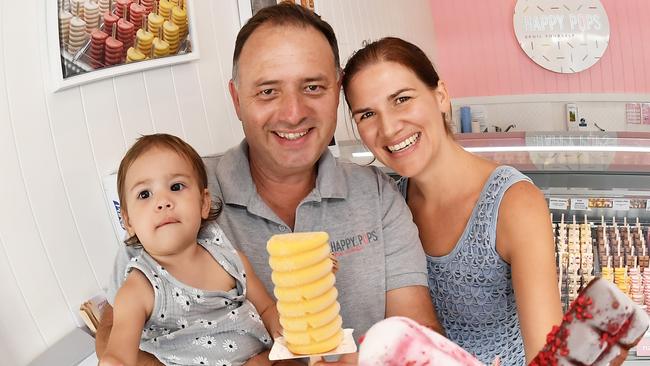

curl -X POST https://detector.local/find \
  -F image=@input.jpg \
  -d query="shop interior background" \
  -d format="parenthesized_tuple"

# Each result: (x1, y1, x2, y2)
(0, 0, 648, 364)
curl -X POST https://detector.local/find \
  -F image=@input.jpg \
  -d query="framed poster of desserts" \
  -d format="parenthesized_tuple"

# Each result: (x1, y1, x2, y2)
(47, 0, 199, 92)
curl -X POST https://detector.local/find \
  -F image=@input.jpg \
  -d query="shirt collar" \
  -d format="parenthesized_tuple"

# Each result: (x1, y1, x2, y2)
(217, 140, 348, 207)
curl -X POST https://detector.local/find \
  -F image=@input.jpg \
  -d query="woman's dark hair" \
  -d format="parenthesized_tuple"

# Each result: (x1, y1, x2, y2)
(342, 37, 451, 134)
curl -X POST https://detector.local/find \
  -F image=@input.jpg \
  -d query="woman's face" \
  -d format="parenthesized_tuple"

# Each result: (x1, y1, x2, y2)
(346, 61, 450, 178)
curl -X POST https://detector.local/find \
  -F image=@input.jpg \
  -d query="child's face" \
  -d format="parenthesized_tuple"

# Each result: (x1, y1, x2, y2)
(121, 146, 210, 255)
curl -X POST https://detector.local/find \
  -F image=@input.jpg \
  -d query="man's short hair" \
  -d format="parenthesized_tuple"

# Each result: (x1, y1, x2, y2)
(232, 2, 340, 82)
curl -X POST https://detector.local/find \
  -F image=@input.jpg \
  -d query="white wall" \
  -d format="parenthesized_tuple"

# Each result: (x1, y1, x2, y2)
(0, 0, 436, 364)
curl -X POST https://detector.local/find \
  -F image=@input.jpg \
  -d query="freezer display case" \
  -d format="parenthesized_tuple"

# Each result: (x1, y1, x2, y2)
(459, 131, 650, 363)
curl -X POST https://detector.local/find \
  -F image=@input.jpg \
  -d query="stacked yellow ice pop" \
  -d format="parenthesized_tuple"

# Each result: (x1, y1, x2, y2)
(152, 27, 170, 59)
(601, 266, 614, 282)
(158, 0, 174, 19)
(126, 40, 146, 63)
(267, 232, 343, 355)
(163, 20, 180, 54)
(614, 264, 629, 294)
(136, 28, 154, 56)
(148, 6, 164, 37)
(171, 5, 188, 38)
(136, 17, 154, 57)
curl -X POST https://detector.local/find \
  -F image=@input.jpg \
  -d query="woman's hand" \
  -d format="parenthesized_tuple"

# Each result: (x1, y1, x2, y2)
(610, 348, 629, 366)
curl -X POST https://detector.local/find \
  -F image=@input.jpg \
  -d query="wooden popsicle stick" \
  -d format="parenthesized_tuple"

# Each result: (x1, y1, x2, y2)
(308, 356, 323, 366)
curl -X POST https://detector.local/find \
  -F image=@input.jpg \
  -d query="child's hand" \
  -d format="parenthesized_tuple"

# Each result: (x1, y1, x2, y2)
(99, 355, 125, 366)
(490, 356, 500, 366)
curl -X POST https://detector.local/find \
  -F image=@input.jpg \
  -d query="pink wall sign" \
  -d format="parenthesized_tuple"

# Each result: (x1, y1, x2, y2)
(430, 0, 650, 97)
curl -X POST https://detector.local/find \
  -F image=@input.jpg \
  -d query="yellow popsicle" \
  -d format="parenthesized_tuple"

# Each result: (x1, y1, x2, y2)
(152, 37, 170, 58)
(171, 5, 188, 37)
(267, 232, 343, 355)
(148, 12, 164, 36)
(136, 28, 154, 55)
(126, 47, 146, 63)
(159, 0, 173, 19)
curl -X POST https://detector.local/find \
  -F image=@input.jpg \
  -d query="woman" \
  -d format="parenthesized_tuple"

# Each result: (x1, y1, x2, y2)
(341, 37, 562, 365)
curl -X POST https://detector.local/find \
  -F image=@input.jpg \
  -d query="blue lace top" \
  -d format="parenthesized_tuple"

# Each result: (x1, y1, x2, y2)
(399, 166, 530, 365)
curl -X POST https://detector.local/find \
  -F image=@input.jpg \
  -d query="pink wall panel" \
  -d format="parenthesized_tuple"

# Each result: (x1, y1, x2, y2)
(430, 0, 650, 98)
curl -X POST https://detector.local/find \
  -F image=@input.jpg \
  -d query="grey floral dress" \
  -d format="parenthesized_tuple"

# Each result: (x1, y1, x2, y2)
(125, 224, 271, 366)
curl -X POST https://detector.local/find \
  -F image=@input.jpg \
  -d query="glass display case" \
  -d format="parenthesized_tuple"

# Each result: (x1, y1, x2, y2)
(460, 131, 650, 364)
(451, 131, 650, 223)
(339, 131, 650, 363)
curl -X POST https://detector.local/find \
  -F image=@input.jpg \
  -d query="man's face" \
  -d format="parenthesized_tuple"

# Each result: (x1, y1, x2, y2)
(230, 24, 340, 177)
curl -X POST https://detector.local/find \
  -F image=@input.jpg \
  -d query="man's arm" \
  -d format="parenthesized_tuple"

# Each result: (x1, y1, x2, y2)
(378, 170, 445, 334)
(95, 304, 114, 357)
(314, 172, 444, 366)
(385, 285, 445, 335)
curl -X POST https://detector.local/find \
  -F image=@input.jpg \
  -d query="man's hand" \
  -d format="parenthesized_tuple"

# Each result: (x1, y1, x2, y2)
(273, 361, 307, 366)
(312, 352, 358, 366)
(243, 350, 305, 366)
(243, 350, 273, 366)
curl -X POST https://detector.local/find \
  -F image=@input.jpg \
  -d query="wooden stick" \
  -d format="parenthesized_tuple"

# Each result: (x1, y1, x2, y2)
(308, 356, 323, 366)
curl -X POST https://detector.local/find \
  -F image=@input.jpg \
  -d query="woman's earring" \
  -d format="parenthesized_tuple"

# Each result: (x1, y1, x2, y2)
(441, 111, 454, 134)
(442, 112, 452, 124)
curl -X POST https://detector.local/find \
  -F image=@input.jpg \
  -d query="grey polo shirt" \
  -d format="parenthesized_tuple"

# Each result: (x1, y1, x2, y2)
(204, 141, 428, 340)
(107, 140, 427, 341)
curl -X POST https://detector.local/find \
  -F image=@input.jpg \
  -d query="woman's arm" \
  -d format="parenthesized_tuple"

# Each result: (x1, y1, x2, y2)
(237, 251, 282, 339)
(497, 181, 563, 363)
(100, 269, 155, 366)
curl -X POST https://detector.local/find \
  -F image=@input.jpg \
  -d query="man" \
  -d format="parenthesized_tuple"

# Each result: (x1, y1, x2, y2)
(97, 3, 441, 365)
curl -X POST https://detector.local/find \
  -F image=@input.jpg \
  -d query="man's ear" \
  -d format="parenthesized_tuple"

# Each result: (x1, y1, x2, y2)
(201, 189, 212, 219)
(228, 80, 242, 121)
(336, 67, 343, 90)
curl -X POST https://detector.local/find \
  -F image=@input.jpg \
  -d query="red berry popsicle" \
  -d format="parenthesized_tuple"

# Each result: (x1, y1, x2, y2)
(104, 24, 124, 66)
(117, 18, 135, 54)
(103, 11, 119, 34)
(358, 278, 649, 366)
(358, 317, 484, 366)
(89, 29, 109, 68)
(530, 278, 649, 365)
